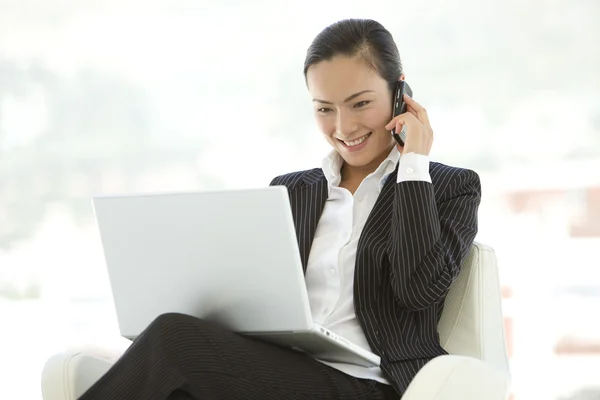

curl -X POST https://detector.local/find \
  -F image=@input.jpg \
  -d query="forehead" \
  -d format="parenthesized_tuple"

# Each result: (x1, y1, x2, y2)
(306, 55, 387, 101)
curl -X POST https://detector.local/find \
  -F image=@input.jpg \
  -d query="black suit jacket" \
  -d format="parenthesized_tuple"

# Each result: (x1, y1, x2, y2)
(270, 160, 481, 394)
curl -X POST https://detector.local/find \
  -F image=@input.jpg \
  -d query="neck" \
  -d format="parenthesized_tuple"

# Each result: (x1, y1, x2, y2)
(340, 146, 392, 183)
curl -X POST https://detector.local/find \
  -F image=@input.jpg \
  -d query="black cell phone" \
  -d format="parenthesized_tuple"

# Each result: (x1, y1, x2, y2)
(391, 81, 413, 146)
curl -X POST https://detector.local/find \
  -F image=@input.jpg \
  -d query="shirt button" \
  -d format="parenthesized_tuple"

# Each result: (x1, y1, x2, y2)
(330, 268, 336, 276)
(406, 167, 414, 174)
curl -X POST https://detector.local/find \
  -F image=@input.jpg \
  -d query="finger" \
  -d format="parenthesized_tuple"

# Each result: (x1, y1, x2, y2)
(406, 105, 421, 122)
(395, 120, 404, 135)
(406, 104, 418, 118)
(385, 112, 421, 131)
(404, 94, 430, 125)
(385, 115, 404, 130)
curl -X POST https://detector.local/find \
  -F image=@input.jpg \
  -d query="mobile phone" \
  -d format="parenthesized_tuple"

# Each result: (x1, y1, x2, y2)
(391, 81, 413, 146)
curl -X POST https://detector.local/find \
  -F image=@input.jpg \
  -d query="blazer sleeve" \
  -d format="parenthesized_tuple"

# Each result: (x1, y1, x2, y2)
(388, 167, 481, 311)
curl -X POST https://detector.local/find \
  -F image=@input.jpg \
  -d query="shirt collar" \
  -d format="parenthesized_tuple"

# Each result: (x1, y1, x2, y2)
(321, 147, 400, 192)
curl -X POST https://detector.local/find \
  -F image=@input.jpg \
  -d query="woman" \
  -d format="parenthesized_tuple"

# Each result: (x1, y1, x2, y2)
(79, 18, 481, 400)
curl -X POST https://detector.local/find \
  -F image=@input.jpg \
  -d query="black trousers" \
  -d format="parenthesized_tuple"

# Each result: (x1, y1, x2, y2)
(78, 313, 400, 400)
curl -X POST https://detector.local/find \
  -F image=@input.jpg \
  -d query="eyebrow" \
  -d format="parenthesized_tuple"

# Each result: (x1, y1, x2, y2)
(312, 90, 375, 104)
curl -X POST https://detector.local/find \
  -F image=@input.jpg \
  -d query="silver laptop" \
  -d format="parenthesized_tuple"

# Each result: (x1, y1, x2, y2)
(92, 187, 380, 368)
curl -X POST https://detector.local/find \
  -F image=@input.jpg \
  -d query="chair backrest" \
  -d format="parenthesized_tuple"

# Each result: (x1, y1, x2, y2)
(438, 242, 510, 373)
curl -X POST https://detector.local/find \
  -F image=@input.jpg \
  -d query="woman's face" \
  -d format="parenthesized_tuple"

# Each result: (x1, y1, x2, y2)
(306, 55, 398, 170)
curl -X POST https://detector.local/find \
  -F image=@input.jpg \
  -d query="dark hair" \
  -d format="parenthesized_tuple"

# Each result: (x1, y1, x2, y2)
(303, 19, 403, 92)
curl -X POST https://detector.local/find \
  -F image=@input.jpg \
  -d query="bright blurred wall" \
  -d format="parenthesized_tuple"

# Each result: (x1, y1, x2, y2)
(0, 1, 599, 399)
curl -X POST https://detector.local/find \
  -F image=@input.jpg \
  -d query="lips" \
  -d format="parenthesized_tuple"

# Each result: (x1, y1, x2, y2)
(339, 132, 372, 147)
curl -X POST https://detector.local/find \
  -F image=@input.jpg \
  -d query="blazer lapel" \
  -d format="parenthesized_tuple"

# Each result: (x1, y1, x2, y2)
(288, 162, 399, 274)
(357, 165, 399, 256)
(287, 170, 328, 273)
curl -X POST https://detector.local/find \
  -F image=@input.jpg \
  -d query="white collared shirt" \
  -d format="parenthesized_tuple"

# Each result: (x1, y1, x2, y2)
(305, 147, 431, 384)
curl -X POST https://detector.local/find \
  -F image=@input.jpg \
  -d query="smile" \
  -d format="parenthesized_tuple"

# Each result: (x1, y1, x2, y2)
(339, 132, 372, 147)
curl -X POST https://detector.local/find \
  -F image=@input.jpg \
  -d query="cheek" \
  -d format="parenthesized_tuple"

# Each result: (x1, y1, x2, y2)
(315, 117, 335, 136)
(363, 107, 391, 130)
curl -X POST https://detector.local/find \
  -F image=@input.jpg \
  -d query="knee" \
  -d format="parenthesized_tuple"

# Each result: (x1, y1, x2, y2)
(143, 313, 222, 355)
(147, 312, 205, 336)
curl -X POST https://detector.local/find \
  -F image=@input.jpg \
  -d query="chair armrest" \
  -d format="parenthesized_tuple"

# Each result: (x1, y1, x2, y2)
(401, 355, 511, 400)
(41, 352, 115, 400)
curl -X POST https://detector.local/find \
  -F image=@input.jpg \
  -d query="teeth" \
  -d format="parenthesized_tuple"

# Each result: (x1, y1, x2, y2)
(343, 133, 370, 147)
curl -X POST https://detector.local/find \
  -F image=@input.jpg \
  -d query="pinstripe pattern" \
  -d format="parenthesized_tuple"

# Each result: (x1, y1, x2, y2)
(78, 313, 398, 400)
(270, 161, 481, 394)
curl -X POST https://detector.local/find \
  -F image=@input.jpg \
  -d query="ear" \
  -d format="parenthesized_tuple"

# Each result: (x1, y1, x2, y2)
(399, 74, 406, 81)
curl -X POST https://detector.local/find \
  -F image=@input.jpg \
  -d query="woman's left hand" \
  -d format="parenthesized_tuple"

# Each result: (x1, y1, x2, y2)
(384, 94, 434, 156)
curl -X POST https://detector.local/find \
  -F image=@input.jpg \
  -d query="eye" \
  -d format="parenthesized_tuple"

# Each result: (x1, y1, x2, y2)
(354, 100, 371, 108)
(316, 107, 333, 114)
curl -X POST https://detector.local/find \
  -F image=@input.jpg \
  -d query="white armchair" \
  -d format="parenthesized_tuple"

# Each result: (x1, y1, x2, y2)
(41, 242, 511, 400)
(402, 242, 511, 400)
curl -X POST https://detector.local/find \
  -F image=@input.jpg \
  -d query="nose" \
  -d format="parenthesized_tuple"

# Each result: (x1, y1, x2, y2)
(335, 109, 359, 138)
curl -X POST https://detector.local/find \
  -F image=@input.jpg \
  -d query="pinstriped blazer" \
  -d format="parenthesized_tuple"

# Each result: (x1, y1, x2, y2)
(270, 160, 481, 395)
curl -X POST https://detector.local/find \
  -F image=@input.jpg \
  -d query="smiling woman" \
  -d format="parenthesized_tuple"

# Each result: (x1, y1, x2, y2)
(307, 56, 396, 181)
(75, 18, 482, 400)
(303, 20, 403, 190)
(302, 19, 434, 194)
